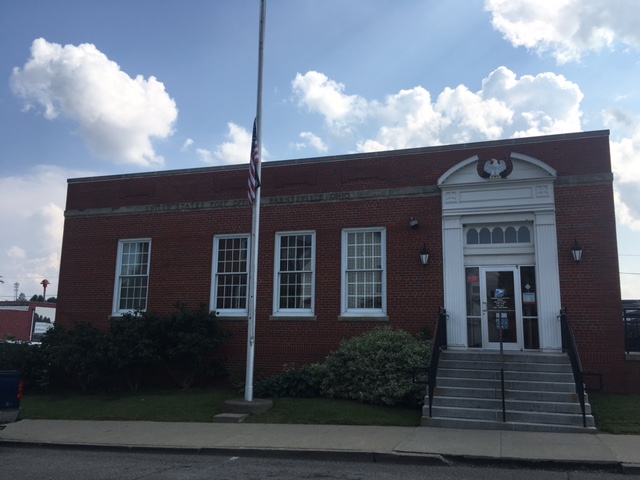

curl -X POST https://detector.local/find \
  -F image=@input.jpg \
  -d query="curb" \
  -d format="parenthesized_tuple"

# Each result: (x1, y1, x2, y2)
(622, 463, 640, 475)
(0, 440, 450, 465)
(441, 454, 624, 473)
(0, 440, 629, 472)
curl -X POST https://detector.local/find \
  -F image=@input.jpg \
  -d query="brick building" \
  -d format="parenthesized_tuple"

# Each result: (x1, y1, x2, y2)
(0, 302, 55, 342)
(56, 130, 637, 397)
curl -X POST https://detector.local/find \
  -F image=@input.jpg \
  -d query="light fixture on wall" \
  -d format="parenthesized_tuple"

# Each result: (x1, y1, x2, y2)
(410, 217, 419, 229)
(571, 239, 583, 264)
(420, 244, 430, 266)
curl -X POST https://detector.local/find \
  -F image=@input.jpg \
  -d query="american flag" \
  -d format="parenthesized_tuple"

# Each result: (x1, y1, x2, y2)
(247, 119, 260, 204)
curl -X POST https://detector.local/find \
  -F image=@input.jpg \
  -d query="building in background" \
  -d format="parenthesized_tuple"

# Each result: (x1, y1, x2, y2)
(0, 301, 55, 342)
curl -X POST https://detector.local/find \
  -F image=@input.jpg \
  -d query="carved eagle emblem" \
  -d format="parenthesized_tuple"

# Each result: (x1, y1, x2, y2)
(483, 158, 507, 178)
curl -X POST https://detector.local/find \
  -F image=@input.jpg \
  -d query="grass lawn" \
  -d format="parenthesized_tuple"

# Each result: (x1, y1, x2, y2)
(20, 389, 638, 433)
(21, 389, 422, 426)
(21, 389, 239, 423)
(244, 397, 421, 426)
(589, 393, 640, 434)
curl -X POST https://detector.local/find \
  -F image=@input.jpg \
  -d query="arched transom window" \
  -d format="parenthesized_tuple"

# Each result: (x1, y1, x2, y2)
(466, 225, 532, 245)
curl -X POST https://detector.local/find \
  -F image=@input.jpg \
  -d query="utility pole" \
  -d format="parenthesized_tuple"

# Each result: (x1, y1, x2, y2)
(13, 282, 19, 301)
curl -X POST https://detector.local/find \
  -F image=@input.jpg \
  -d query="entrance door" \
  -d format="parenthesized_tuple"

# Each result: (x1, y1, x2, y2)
(481, 267, 522, 350)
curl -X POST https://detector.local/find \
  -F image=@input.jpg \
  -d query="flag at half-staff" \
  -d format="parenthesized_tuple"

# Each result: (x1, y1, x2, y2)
(247, 119, 260, 204)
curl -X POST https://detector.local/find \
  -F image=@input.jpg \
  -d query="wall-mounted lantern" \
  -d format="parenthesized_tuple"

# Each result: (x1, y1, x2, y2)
(571, 239, 583, 264)
(420, 244, 429, 267)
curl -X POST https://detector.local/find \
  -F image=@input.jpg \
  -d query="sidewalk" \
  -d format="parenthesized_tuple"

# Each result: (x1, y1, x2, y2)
(2, 420, 640, 473)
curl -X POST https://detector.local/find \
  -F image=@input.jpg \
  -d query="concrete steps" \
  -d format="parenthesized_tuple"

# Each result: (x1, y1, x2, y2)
(422, 351, 596, 433)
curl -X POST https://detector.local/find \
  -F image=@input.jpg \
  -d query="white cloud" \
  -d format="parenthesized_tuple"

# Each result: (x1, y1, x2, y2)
(293, 67, 583, 153)
(7, 246, 26, 259)
(10, 38, 178, 168)
(197, 123, 250, 165)
(605, 109, 640, 230)
(0, 166, 94, 299)
(292, 71, 369, 130)
(293, 132, 328, 153)
(181, 138, 194, 151)
(485, 0, 640, 64)
(198, 122, 268, 166)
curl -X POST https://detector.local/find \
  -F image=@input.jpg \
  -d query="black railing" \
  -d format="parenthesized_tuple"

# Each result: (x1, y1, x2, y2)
(624, 308, 640, 354)
(559, 308, 587, 428)
(427, 307, 448, 417)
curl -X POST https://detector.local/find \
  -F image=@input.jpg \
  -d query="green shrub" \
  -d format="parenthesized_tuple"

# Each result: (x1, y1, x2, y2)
(151, 303, 230, 389)
(253, 364, 322, 398)
(1, 303, 230, 393)
(44, 323, 110, 391)
(108, 312, 162, 391)
(318, 327, 431, 407)
(0, 341, 51, 390)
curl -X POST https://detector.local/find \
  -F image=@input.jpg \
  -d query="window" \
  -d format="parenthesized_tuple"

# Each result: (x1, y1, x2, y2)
(212, 235, 249, 315)
(113, 239, 151, 314)
(274, 232, 315, 315)
(466, 225, 532, 245)
(342, 228, 386, 316)
(465, 267, 481, 348)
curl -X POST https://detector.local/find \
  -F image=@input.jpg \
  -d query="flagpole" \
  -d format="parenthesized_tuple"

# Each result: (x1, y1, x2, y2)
(245, 0, 266, 402)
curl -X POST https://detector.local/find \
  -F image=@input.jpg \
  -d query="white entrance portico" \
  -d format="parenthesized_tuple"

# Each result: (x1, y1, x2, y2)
(438, 153, 562, 352)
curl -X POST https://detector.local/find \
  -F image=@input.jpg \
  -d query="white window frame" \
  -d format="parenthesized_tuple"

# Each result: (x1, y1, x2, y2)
(341, 228, 387, 317)
(273, 231, 316, 316)
(112, 238, 151, 315)
(211, 234, 250, 316)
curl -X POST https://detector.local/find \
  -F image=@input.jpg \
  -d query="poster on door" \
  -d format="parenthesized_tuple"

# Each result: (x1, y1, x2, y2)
(495, 312, 509, 330)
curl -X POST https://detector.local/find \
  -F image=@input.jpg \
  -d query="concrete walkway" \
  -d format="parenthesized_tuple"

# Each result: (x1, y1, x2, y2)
(1, 420, 640, 474)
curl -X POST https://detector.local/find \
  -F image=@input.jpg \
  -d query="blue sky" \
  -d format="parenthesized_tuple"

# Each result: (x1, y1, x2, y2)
(1, 0, 640, 300)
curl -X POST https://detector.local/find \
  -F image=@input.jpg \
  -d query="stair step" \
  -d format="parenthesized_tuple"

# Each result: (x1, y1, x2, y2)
(440, 351, 570, 364)
(429, 406, 594, 427)
(433, 396, 591, 414)
(424, 351, 595, 433)
(434, 385, 582, 403)
(437, 377, 577, 392)
(439, 359, 573, 373)
(421, 416, 597, 434)
(438, 367, 575, 382)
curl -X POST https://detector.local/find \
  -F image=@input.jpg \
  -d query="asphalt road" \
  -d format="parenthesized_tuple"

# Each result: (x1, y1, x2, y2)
(0, 446, 636, 480)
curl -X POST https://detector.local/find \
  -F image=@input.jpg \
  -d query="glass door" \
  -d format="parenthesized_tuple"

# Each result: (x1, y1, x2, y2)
(481, 267, 522, 350)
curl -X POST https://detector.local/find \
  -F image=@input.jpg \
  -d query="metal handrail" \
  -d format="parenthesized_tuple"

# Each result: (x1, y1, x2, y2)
(427, 307, 448, 417)
(559, 308, 587, 428)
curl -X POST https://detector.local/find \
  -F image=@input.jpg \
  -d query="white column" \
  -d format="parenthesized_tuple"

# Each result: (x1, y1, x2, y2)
(442, 216, 467, 348)
(534, 211, 562, 351)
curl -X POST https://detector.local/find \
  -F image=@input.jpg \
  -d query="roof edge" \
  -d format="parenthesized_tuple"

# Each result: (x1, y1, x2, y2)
(68, 130, 610, 184)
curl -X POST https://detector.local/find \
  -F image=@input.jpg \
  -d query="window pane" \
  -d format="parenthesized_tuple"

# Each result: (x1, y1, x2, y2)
(467, 228, 479, 245)
(492, 227, 504, 244)
(117, 241, 150, 312)
(277, 234, 313, 311)
(521, 265, 538, 349)
(518, 226, 531, 243)
(466, 267, 481, 348)
(215, 237, 249, 310)
(344, 230, 384, 311)
(479, 228, 491, 244)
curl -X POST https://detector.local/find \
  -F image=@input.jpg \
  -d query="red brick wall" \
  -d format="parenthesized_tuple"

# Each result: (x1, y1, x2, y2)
(58, 193, 445, 370)
(555, 181, 627, 392)
(0, 302, 53, 342)
(57, 131, 633, 391)
(0, 306, 33, 341)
